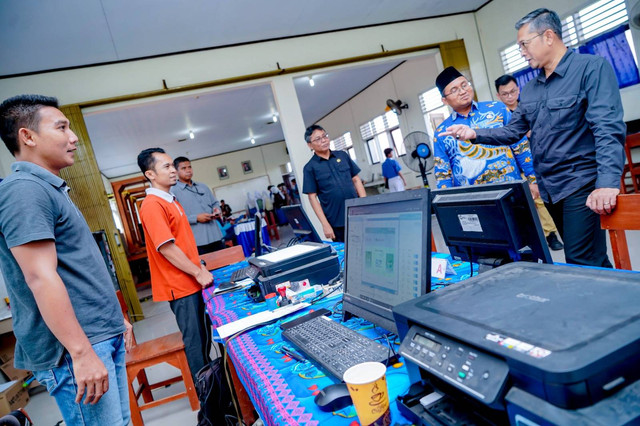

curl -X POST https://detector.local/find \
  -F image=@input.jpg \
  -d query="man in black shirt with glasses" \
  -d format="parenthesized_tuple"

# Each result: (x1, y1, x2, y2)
(302, 125, 366, 242)
(172, 156, 225, 255)
(443, 8, 625, 267)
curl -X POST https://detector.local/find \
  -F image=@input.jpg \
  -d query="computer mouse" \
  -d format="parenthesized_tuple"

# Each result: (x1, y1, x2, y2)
(314, 383, 353, 412)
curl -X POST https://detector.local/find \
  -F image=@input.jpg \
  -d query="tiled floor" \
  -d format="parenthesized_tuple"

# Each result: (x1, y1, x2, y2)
(19, 217, 640, 425)
(24, 298, 199, 426)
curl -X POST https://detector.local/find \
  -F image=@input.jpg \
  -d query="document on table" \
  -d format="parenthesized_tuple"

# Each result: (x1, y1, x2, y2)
(217, 302, 309, 339)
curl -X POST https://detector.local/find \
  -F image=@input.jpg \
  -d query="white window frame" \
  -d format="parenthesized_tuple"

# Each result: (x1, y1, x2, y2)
(360, 111, 404, 164)
(499, 0, 632, 74)
(330, 132, 357, 161)
(419, 87, 451, 137)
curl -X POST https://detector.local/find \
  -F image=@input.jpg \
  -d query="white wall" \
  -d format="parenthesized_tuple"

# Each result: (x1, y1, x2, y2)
(0, 145, 13, 179)
(319, 54, 442, 189)
(475, 0, 640, 122)
(108, 141, 290, 195)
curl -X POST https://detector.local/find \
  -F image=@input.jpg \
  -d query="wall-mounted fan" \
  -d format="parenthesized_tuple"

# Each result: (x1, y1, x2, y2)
(402, 131, 434, 187)
(386, 99, 409, 115)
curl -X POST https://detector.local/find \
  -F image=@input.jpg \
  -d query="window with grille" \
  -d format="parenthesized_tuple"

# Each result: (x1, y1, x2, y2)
(329, 132, 356, 161)
(499, 0, 632, 74)
(418, 87, 451, 137)
(359, 111, 404, 164)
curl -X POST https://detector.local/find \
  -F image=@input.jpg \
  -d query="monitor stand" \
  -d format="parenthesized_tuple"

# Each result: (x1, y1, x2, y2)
(475, 256, 510, 274)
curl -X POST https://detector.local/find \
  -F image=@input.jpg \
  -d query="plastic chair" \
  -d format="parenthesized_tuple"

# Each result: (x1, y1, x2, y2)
(199, 245, 245, 270)
(600, 194, 640, 270)
(116, 291, 199, 425)
(621, 133, 640, 193)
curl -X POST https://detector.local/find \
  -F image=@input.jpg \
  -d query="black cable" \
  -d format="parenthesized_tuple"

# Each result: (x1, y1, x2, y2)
(466, 247, 474, 277)
(331, 300, 343, 316)
(309, 281, 343, 305)
(384, 334, 393, 368)
(286, 236, 301, 247)
(222, 318, 281, 426)
(222, 333, 245, 426)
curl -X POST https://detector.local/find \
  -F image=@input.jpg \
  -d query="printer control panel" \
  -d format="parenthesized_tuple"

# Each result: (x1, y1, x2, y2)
(399, 325, 509, 405)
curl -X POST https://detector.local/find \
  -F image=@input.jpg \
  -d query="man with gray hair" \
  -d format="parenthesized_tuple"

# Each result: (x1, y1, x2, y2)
(302, 124, 366, 242)
(443, 8, 625, 267)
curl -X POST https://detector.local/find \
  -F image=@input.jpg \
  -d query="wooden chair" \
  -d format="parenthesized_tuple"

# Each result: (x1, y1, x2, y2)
(116, 291, 199, 426)
(621, 133, 640, 193)
(264, 210, 280, 241)
(600, 194, 640, 270)
(200, 245, 245, 270)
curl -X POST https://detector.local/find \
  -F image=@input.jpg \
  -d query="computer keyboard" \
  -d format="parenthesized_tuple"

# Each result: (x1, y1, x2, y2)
(281, 311, 396, 380)
(230, 265, 259, 283)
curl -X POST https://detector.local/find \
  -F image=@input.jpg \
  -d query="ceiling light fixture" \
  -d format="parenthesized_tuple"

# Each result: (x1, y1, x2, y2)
(251, 138, 256, 144)
(308, 77, 315, 87)
(273, 114, 278, 123)
(189, 130, 195, 139)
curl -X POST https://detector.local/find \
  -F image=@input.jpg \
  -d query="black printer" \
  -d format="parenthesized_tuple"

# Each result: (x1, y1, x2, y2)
(248, 242, 340, 298)
(393, 262, 640, 425)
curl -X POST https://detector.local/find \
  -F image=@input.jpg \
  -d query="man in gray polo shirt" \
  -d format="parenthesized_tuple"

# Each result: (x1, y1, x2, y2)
(172, 156, 225, 255)
(0, 95, 132, 425)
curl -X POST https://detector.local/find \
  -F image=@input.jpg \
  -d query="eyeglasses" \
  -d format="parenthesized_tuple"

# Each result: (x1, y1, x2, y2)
(498, 87, 519, 98)
(310, 133, 330, 144)
(444, 81, 472, 98)
(517, 33, 544, 51)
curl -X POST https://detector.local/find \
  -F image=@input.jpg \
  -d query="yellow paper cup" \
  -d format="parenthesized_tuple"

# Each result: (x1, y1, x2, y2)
(343, 362, 391, 426)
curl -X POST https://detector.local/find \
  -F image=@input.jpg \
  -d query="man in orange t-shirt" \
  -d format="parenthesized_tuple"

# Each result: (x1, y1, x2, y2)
(137, 148, 213, 379)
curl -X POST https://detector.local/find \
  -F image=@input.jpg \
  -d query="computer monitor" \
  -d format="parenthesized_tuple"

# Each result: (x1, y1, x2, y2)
(281, 204, 323, 243)
(342, 189, 431, 333)
(254, 212, 263, 257)
(431, 180, 552, 268)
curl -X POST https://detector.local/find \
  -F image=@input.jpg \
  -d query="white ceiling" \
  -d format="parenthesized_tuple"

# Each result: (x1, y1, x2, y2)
(1, 0, 487, 179)
(86, 60, 403, 178)
(0, 0, 488, 77)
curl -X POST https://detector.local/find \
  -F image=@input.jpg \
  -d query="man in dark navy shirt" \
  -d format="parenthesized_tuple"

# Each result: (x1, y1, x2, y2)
(302, 125, 366, 242)
(444, 8, 625, 267)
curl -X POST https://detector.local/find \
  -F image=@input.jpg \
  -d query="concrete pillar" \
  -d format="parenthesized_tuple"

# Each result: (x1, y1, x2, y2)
(270, 76, 324, 238)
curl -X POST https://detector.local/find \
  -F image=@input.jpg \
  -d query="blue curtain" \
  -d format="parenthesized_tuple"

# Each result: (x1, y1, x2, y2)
(513, 67, 540, 87)
(512, 24, 639, 89)
(578, 24, 640, 88)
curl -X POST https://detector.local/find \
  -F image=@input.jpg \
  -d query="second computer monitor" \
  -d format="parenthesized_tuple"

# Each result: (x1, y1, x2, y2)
(342, 188, 431, 333)
(282, 204, 323, 243)
(431, 180, 552, 267)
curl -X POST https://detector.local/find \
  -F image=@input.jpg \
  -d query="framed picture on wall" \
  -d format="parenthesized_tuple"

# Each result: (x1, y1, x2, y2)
(241, 160, 253, 174)
(217, 166, 229, 180)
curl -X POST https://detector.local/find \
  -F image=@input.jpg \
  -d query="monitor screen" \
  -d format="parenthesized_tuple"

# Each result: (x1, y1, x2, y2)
(281, 205, 323, 243)
(431, 180, 552, 267)
(343, 188, 431, 333)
